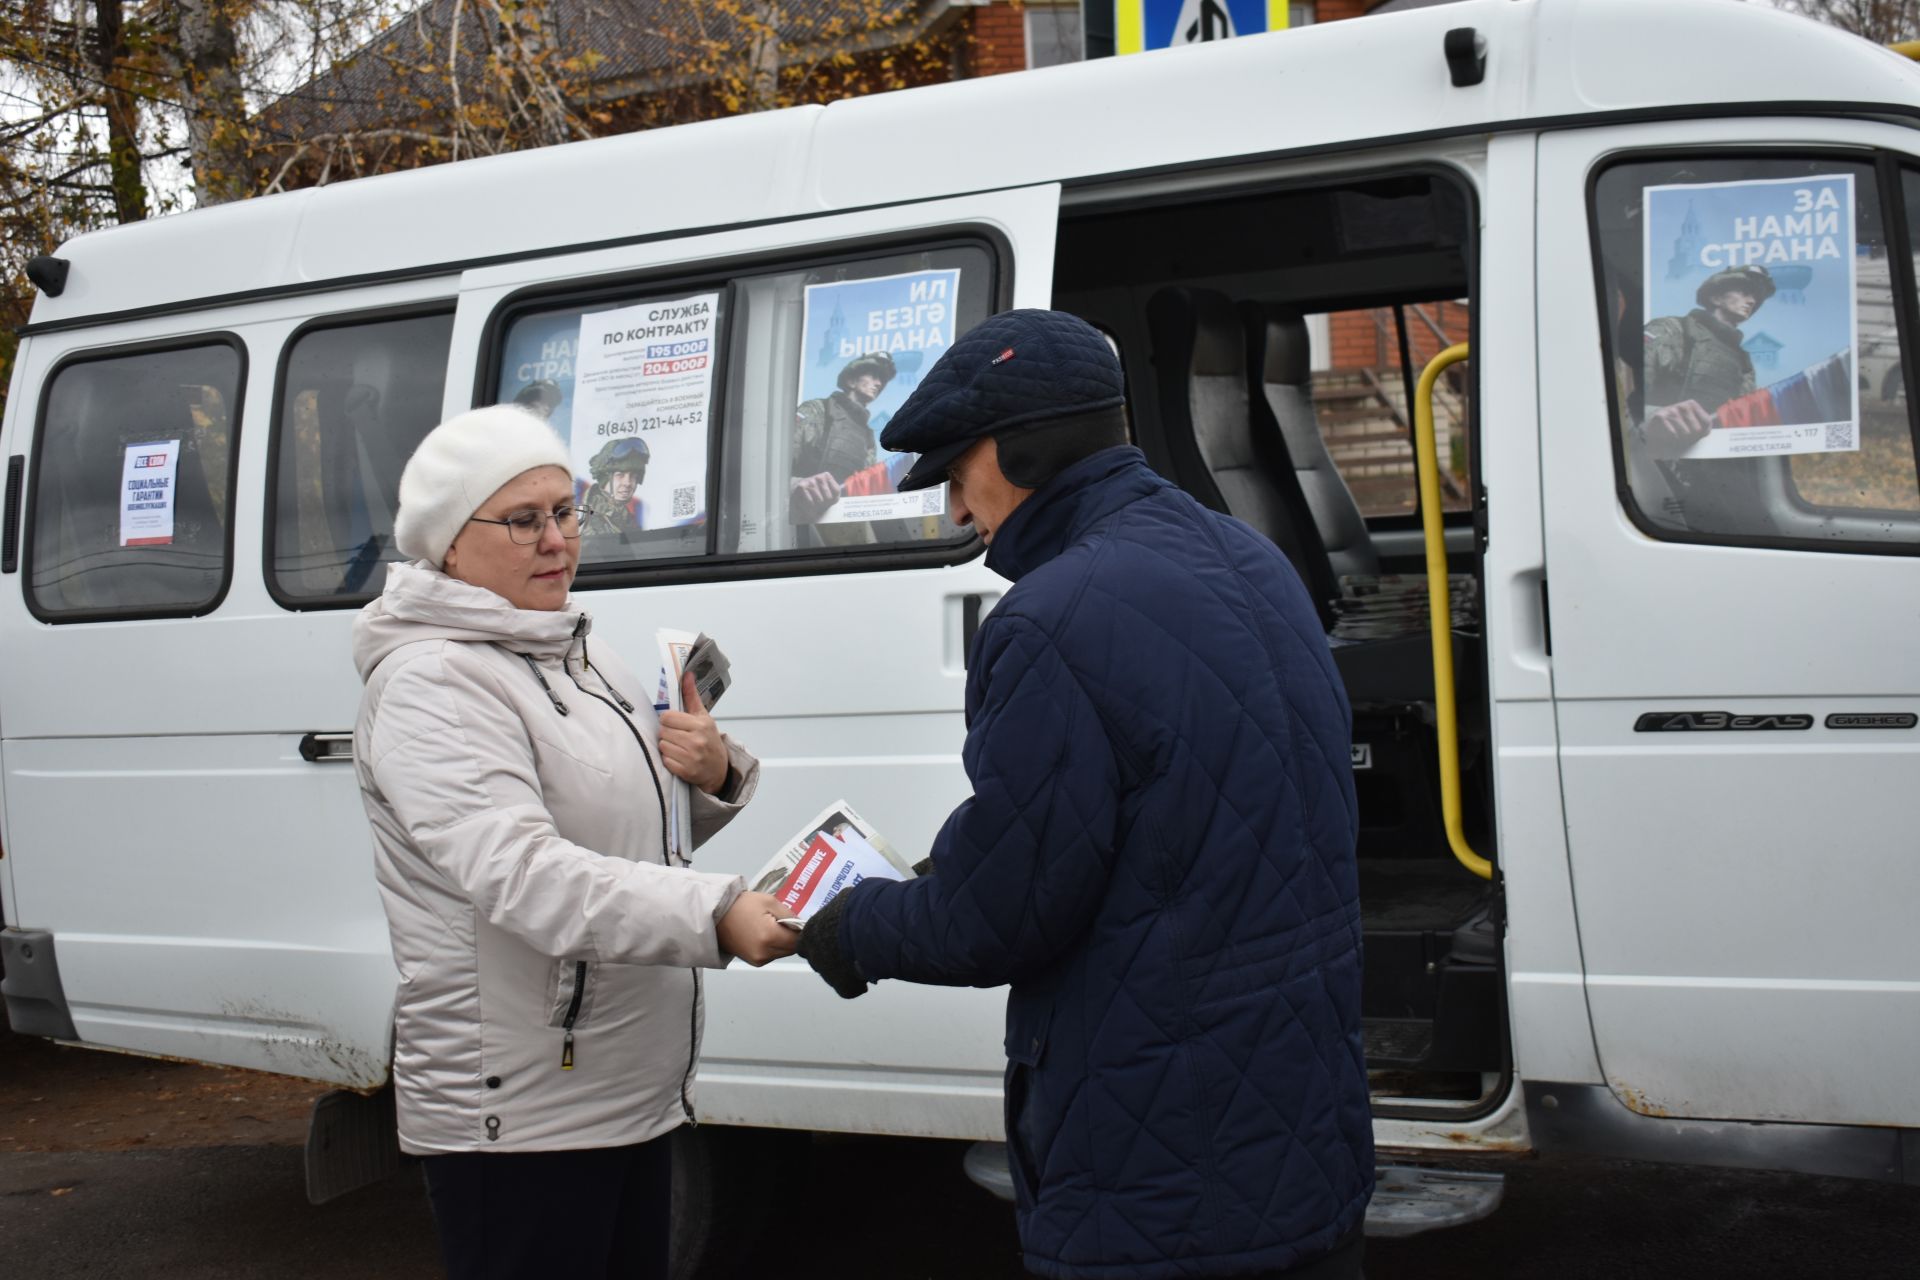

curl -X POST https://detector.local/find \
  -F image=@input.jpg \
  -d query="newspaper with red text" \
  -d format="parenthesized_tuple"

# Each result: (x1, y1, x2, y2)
(751, 801, 916, 926)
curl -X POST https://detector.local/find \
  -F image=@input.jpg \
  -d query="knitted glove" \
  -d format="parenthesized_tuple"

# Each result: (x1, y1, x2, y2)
(797, 891, 870, 1000)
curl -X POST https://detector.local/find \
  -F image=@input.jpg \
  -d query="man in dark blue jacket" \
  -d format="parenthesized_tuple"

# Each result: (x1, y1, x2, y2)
(798, 310, 1373, 1279)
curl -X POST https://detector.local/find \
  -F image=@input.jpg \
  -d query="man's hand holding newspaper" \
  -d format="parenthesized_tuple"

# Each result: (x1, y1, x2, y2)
(752, 803, 918, 932)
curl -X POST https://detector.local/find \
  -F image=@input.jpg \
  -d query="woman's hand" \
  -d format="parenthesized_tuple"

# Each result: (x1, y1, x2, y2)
(659, 670, 730, 795)
(717, 892, 799, 965)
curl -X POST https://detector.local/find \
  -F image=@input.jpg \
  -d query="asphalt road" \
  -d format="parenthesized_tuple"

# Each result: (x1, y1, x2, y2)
(4, 1026, 1917, 1278)
(7, 1130, 1920, 1278)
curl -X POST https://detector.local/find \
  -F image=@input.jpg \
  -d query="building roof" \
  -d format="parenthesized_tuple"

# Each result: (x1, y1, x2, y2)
(260, 0, 949, 141)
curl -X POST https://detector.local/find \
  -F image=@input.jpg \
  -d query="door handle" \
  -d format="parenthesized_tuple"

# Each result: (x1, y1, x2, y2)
(298, 732, 354, 764)
(3, 455, 23, 574)
(945, 592, 1000, 672)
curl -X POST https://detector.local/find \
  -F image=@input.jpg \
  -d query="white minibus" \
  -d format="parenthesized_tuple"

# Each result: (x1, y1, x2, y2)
(3, 0, 1916, 1264)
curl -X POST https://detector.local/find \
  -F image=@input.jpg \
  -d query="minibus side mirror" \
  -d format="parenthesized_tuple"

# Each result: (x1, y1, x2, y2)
(1444, 28, 1487, 88)
(26, 255, 69, 297)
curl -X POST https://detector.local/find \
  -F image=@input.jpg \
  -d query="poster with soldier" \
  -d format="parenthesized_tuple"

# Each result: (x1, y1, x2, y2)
(571, 292, 720, 530)
(493, 295, 719, 545)
(1642, 174, 1858, 459)
(792, 269, 960, 527)
(494, 310, 579, 437)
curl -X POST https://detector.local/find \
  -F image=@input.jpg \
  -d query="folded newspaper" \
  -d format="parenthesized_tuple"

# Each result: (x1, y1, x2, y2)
(654, 629, 732, 863)
(751, 801, 917, 926)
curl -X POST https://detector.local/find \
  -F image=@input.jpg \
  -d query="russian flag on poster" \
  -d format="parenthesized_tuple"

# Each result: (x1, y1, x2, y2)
(774, 827, 903, 922)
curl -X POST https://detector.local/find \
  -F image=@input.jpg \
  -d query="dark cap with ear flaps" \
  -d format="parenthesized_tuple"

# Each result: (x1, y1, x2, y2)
(880, 309, 1126, 492)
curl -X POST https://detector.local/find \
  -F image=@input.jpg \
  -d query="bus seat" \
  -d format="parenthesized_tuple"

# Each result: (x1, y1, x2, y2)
(1240, 303, 1381, 578)
(1145, 286, 1340, 629)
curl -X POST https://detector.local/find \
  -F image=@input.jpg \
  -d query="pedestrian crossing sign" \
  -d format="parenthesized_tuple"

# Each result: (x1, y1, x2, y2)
(1115, 0, 1290, 55)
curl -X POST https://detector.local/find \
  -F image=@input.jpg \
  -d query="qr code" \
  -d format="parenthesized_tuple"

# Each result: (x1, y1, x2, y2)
(672, 485, 695, 517)
(921, 490, 944, 514)
(1825, 422, 1856, 451)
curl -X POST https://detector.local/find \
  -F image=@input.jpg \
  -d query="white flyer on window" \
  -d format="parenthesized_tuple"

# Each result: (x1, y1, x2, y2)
(119, 439, 181, 547)
(571, 293, 719, 530)
(794, 269, 960, 524)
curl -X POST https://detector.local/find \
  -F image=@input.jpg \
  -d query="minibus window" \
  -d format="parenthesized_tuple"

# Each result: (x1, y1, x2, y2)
(719, 244, 993, 558)
(269, 310, 455, 606)
(482, 242, 994, 572)
(27, 341, 243, 620)
(1593, 155, 1920, 550)
(1783, 169, 1920, 522)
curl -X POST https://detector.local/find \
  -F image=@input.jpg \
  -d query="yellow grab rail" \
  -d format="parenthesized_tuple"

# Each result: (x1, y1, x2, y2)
(1412, 343, 1493, 881)
(1891, 40, 1920, 61)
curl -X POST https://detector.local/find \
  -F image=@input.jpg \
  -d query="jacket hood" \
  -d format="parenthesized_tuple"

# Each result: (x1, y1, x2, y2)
(983, 447, 1169, 583)
(353, 559, 591, 681)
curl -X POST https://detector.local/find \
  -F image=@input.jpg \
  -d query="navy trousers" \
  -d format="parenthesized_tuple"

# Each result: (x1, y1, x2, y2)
(421, 1135, 672, 1280)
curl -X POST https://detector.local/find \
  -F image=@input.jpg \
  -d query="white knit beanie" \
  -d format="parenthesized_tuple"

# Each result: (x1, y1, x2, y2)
(394, 405, 573, 566)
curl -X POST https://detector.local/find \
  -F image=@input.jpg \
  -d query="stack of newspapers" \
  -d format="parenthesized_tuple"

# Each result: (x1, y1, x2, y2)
(751, 801, 917, 928)
(654, 628, 732, 862)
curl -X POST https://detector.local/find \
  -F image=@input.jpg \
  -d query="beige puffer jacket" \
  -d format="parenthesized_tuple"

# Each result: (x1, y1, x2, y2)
(352, 561, 754, 1155)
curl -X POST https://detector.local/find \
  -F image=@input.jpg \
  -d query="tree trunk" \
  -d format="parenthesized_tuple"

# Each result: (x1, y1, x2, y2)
(174, 0, 255, 205)
(480, 0, 582, 151)
(93, 0, 148, 223)
(747, 2, 780, 113)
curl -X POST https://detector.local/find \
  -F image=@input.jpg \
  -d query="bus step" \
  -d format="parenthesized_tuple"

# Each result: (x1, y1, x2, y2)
(1365, 1165, 1505, 1237)
(963, 1140, 1016, 1202)
(1363, 1017, 1434, 1066)
(965, 1144, 1507, 1241)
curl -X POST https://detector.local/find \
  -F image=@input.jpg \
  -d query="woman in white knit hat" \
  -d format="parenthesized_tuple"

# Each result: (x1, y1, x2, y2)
(350, 404, 795, 1279)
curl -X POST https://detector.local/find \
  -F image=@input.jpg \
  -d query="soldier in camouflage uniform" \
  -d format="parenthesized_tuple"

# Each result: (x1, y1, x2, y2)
(1637, 265, 1777, 531)
(580, 436, 650, 555)
(791, 351, 896, 546)
(1644, 264, 1776, 420)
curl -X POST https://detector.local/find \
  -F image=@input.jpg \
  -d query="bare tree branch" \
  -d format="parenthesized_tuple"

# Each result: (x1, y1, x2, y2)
(1782, 0, 1920, 44)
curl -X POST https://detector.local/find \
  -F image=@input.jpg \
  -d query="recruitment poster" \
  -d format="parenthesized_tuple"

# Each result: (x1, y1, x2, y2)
(495, 310, 582, 444)
(119, 439, 180, 547)
(494, 294, 719, 531)
(1643, 173, 1858, 459)
(795, 268, 961, 524)
(571, 293, 721, 527)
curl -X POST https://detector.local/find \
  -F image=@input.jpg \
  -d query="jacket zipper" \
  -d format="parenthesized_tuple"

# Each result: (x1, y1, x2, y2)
(563, 662, 701, 1125)
(512, 651, 570, 716)
(560, 959, 586, 1070)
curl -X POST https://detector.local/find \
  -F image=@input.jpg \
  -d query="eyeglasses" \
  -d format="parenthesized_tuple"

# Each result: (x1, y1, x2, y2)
(468, 506, 591, 544)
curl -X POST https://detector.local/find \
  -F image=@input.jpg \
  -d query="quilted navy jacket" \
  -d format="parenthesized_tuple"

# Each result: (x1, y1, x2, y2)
(839, 447, 1374, 1279)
